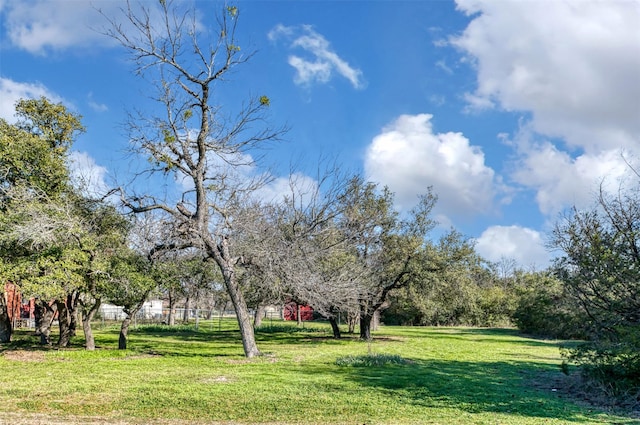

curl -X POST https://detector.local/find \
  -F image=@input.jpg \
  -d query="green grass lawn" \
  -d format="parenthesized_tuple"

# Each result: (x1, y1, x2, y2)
(0, 320, 636, 425)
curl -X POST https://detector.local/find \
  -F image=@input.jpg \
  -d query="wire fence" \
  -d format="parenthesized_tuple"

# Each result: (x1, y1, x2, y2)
(12, 305, 285, 329)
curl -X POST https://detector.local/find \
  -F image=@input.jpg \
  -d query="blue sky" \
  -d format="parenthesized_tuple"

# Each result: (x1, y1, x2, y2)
(1, 0, 639, 269)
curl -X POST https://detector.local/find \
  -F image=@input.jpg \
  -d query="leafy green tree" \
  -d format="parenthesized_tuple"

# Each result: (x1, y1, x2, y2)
(106, 250, 156, 350)
(383, 230, 485, 327)
(1, 189, 130, 348)
(0, 97, 84, 343)
(337, 177, 446, 340)
(512, 270, 584, 339)
(551, 180, 640, 395)
(74, 200, 131, 350)
(0, 97, 83, 196)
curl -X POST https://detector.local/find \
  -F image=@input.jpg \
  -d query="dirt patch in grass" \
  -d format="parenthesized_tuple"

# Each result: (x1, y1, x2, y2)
(2, 350, 47, 362)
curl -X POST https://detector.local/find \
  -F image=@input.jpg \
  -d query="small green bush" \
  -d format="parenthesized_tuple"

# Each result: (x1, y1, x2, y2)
(131, 323, 197, 333)
(563, 331, 640, 404)
(336, 353, 410, 367)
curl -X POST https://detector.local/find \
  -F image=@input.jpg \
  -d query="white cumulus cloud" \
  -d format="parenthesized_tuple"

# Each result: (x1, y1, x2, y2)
(452, 0, 640, 153)
(510, 141, 632, 215)
(364, 114, 502, 219)
(475, 225, 551, 269)
(452, 0, 640, 217)
(1, 0, 124, 54)
(268, 24, 365, 89)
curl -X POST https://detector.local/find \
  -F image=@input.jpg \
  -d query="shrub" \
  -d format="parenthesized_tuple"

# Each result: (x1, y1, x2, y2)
(512, 271, 585, 339)
(335, 353, 411, 367)
(563, 335, 640, 404)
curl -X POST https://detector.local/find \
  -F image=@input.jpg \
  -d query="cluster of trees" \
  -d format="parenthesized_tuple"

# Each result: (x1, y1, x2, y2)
(0, 2, 482, 357)
(0, 97, 163, 349)
(1, 2, 636, 400)
(0, 94, 476, 355)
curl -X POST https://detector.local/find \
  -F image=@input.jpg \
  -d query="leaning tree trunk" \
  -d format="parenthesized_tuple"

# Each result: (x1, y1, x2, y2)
(118, 307, 140, 350)
(34, 300, 56, 345)
(223, 268, 260, 358)
(118, 315, 133, 350)
(206, 236, 261, 357)
(253, 304, 265, 328)
(119, 293, 151, 350)
(328, 316, 341, 339)
(81, 299, 101, 351)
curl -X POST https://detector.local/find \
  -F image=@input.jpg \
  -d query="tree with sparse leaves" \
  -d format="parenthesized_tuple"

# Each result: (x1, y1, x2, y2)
(102, 1, 286, 356)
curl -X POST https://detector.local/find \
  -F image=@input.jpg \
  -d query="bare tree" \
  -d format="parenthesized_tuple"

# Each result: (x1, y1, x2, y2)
(103, 1, 286, 357)
(233, 170, 361, 337)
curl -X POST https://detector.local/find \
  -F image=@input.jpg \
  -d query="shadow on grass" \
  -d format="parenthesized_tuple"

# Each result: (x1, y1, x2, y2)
(323, 357, 631, 423)
(0, 329, 90, 353)
(391, 327, 568, 349)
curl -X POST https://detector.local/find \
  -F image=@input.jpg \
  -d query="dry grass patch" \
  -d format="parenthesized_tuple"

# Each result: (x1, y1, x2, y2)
(3, 350, 47, 362)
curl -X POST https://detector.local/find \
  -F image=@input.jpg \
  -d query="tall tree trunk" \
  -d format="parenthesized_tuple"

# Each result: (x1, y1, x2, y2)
(119, 309, 140, 350)
(359, 303, 374, 341)
(328, 316, 341, 339)
(0, 295, 12, 343)
(183, 296, 190, 323)
(223, 269, 260, 358)
(119, 293, 150, 350)
(167, 290, 176, 326)
(34, 300, 56, 345)
(253, 304, 265, 328)
(372, 310, 380, 331)
(56, 299, 73, 347)
(359, 312, 373, 341)
(81, 299, 101, 351)
(296, 304, 302, 326)
(207, 238, 260, 358)
(347, 311, 357, 334)
(119, 315, 133, 350)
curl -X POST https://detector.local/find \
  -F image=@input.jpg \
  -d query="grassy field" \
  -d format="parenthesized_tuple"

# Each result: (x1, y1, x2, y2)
(0, 320, 637, 425)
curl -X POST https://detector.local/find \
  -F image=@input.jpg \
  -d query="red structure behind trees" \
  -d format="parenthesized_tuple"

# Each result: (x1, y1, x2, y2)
(4, 283, 35, 323)
(4, 283, 21, 323)
(283, 301, 314, 321)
